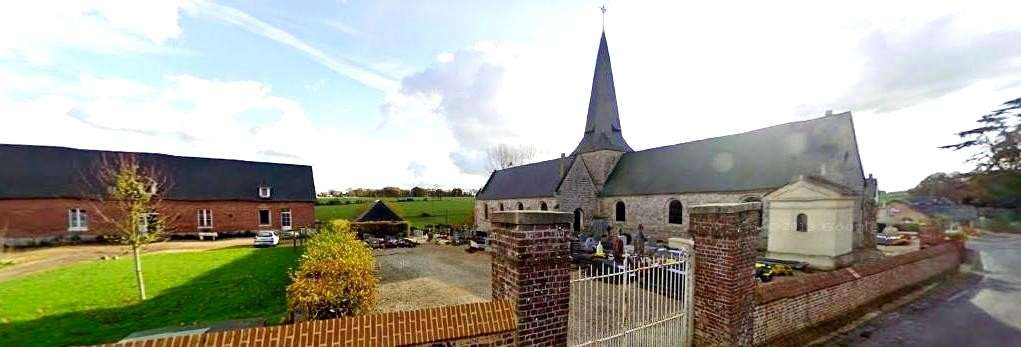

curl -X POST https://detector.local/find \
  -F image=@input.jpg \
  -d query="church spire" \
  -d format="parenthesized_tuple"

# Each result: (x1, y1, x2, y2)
(572, 31, 633, 155)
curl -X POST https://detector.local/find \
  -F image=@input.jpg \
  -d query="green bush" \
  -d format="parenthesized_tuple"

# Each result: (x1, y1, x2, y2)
(286, 220, 378, 320)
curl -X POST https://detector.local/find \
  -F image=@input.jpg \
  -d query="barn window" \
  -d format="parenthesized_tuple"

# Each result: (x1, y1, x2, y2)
(517, 202, 524, 210)
(540, 202, 548, 211)
(197, 209, 213, 228)
(484, 204, 489, 219)
(615, 201, 626, 222)
(259, 209, 271, 226)
(668, 200, 683, 224)
(68, 208, 88, 231)
(796, 213, 808, 232)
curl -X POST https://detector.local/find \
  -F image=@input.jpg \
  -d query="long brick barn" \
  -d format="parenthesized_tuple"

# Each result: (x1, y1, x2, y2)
(0, 144, 316, 246)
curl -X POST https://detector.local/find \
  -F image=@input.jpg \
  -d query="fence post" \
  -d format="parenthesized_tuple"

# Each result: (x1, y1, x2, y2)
(689, 202, 761, 347)
(490, 211, 573, 347)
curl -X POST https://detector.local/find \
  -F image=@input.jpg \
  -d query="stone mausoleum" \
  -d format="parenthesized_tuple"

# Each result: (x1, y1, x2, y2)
(473, 31, 880, 269)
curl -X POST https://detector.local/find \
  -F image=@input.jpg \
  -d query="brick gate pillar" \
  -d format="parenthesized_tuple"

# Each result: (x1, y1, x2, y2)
(689, 202, 761, 347)
(490, 211, 573, 347)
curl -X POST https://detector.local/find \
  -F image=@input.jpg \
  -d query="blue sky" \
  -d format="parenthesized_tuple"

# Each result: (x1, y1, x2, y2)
(2, 0, 1020, 192)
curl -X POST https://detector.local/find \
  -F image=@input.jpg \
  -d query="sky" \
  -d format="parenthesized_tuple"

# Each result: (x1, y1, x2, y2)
(2, 0, 1020, 193)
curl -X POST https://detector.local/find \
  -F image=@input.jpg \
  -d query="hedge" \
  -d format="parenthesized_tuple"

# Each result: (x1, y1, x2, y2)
(286, 220, 378, 320)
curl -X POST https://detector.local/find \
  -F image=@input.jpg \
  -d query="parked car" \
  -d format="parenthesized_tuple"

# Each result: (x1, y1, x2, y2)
(253, 231, 280, 248)
(363, 235, 384, 249)
(396, 237, 418, 248)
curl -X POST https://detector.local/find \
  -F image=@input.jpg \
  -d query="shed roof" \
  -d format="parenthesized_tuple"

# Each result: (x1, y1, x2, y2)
(0, 144, 315, 202)
(354, 200, 405, 222)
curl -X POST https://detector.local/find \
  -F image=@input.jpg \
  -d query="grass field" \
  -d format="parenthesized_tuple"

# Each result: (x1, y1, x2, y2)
(0, 246, 301, 346)
(315, 197, 475, 228)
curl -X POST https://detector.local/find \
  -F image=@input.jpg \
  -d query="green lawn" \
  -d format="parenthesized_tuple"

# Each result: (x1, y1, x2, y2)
(315, 197, 475, 228)
(0, 246, 301, 347)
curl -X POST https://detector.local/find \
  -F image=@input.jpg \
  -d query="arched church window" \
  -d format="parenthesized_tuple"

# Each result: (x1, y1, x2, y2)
(517, 202, 524, 210)
(668, 200, 683, 224)
(484, 204, 489, 220)
(574, 209, 583, 232)
(615, 201, 626, 222)
(499, 203, 504, 211)
(796, 213, 808, 232)
(540, 202, 548, 211)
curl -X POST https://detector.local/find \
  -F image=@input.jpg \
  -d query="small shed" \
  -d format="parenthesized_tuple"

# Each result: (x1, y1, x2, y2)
(352, 200, 409, 238)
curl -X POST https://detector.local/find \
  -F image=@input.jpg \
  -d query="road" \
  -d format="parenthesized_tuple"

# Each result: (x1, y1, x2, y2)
(846, 232, 1021, 346)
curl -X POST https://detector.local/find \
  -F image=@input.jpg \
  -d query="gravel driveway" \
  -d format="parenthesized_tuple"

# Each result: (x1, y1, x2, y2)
(373, 244, 492, 313)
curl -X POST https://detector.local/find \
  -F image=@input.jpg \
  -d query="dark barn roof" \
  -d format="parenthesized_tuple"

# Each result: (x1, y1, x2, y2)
(0, 144, 315, 202)
(354, 200, 405, 222)
(601, 113, 865, 196)
(476, 156, 575, 200)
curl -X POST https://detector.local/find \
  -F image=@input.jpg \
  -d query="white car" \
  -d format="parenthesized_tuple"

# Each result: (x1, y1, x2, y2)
(254, 231, 280, 247)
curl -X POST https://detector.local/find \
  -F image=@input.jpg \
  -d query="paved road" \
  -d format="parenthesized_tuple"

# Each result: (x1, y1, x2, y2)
(850, 232, 1021, 346)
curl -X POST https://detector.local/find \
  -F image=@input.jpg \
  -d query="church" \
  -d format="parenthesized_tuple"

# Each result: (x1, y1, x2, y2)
(474, 32, 880, 269)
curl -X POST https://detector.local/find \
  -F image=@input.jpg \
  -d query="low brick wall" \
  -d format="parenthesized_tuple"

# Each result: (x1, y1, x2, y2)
(92, 301, 517, 347)
(753, 243, 961, 346)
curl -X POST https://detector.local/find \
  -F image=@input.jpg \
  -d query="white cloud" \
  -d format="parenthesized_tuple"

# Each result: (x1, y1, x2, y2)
(187, 1, 399, 91)
(0, 68, 482, 191)
(380, 0, 1021, 191)
(0, 0, 192, 63)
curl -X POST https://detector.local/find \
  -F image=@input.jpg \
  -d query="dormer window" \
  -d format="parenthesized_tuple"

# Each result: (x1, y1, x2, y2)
(259, 186, 272, 199)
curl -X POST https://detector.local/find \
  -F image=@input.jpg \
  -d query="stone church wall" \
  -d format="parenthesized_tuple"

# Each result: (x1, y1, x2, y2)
(598, 190, 772, 243)
(578, 150, 624, 190)
(474, 197, 557, 231)
(555, 157, 600, 231)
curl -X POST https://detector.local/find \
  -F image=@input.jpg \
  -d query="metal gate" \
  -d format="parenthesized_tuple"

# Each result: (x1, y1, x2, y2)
(568, 246, 694, 346)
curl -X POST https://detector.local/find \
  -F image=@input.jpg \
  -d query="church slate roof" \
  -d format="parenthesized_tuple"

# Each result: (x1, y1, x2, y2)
(572, 32, 633, 155)
(354, 200, 405, 222)
(600, 112, 865, 196)
(0, 144, 315, 202)
(476, 156, 576, 200)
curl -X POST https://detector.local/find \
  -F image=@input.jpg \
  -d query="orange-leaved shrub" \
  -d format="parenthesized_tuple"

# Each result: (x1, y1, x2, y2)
(286, 220, 378, 320)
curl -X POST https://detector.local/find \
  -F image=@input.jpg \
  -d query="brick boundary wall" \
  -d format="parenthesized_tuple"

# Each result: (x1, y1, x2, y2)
(90, 301, 517, 347)
(752, 242, 961, 346)
(490, 211, 573, 347)
(689, 202, 761, 347)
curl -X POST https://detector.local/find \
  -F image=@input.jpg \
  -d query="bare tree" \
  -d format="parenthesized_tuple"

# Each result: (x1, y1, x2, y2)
(90, 154, 175, 300)
(486, 144, 537, 171)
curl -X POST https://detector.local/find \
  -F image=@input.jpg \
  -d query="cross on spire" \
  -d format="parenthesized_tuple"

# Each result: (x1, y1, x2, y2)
(600, 5, 607, 31)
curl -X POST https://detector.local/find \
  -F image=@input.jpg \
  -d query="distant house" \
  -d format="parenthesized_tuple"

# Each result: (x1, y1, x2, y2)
(878, 196, 978, 232)
(0, 144, 316, 246)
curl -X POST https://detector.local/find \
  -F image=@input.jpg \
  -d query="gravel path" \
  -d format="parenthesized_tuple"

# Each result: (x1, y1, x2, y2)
(373, 244, 492, 313)
(0, 238, 262, 282)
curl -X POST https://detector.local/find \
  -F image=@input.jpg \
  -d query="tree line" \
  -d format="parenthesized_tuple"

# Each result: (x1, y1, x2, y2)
(319, 186, 478, 198)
